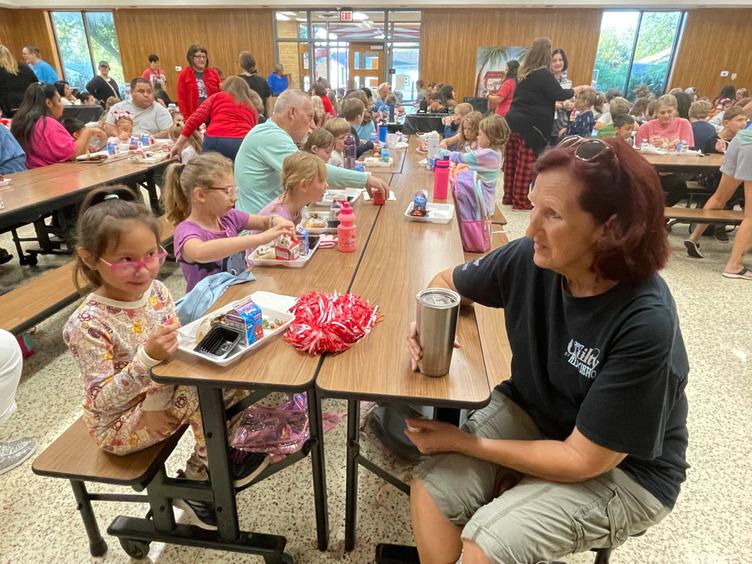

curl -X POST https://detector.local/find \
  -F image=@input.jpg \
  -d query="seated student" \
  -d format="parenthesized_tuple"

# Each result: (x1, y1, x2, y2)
(168, 124, 201, 164)
(565, 88, 597, 138)
(163, 152, 294, 292)
(324, 117, 352, 167)
(440, 102, 473, 147)
(63, 185, 270, 530)
(340, 98, 373, 157)
(10, 82, 105, 168)
(709, 96, 752, 130)
(104, 78, 172, 139)
(439, 115, 510, 210)
(77, 91, 97, 106)
(55, 81, 80, 106)
(303, 127, 336, 163)
(630, 97, 650, 125)
(112, 111, 134, 141)
(688, 101, 716, 151)
(441, 111, 482, 153)
(612, 114, 636, 144)
(61, 117, 86, 139)
(593, 97, 629, 132)
(256, 152, 328, 225)
(345, 90, 376, 142)
(420, 92, 450, 114)
(702, 106, 748, 156)
(0, 122, 26, 174)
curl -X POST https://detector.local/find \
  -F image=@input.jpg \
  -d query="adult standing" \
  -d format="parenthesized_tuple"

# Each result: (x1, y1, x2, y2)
(10, 83, 105, 168)
(234, 89, 388, 214)
(267, 64, 289, 97)
(171, 76, 258, 161)
(21, 46, 58, 84)
(503, 37, 587, 210)
(177, 44, 221, 119)
(142, 54, 167, 90)
(550, 47, 573, 144)
(488, 60, 518, 117)
(86, 61, 121, 104)
(239, 51, 271, 118)
(0, 44, 36, 117)
(407, 136, 688, 563)
(104, 78, 172, 138)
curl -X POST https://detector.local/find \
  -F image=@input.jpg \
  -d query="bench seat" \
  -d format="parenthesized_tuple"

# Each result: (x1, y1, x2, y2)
(664, 206, 743, 225)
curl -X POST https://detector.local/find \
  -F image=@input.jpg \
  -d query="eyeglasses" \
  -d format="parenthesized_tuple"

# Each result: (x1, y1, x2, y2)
(558, 135, 622, 181)
(206, 185, 238, 197)
(99, 248, 168, 277)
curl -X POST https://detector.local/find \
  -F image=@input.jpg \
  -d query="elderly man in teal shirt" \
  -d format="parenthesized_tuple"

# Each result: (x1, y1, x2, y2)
(234, 89, 389, 214)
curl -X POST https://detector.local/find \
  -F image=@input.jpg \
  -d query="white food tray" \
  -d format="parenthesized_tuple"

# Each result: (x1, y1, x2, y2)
(363, 157, 394, 167)
(313, 188, 363, 207)
(248, 238, 320, 268)
(75, 150, 109, 161)
(0, 178, 11, 187)
(404, 202, 454, 224)
(177, 300, 294, 367)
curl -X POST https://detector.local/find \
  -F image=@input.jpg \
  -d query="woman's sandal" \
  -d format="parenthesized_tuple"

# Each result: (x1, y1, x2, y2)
(721, 267, 752, 280)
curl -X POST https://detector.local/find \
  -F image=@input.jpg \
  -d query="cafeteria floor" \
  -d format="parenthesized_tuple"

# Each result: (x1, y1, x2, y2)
(0, 202, 750, 564)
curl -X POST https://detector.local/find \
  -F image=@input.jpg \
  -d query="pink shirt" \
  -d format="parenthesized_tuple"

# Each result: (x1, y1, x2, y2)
(27, 116, 76, 168)
(636, 118, 694, 149)
(258, 197, 301, 225)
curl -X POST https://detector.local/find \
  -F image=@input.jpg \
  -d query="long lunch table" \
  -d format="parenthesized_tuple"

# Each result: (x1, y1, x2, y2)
(145, 136, 496, 558)
(641, 151, 724, 174)
(0, 157, 170, 263)
(148, 174, 390, 559)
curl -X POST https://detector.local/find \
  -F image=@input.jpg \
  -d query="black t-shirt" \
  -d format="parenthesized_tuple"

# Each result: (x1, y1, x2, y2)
(0, 64, 37, 117)
(241, 74, 271, 116)
(453, 237, 689, 508)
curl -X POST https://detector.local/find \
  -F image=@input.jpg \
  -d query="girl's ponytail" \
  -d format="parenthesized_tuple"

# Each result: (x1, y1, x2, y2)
(163, 161, 190, 225)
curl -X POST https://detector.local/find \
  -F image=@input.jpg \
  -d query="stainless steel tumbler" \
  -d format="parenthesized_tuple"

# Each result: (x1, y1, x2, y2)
(416, 288, 461, 377)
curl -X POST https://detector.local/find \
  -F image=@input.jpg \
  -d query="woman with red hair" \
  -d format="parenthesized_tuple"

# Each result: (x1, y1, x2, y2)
(405, 136, 688, 563)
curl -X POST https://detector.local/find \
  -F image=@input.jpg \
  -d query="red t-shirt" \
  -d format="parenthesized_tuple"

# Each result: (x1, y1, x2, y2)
(495, 79, 516, 117)
(321, 95, 336, 116)
(181, 91, 258, 139)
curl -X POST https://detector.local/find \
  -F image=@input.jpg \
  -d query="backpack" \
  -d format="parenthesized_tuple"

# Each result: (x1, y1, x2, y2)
(452, 169, 492, 253)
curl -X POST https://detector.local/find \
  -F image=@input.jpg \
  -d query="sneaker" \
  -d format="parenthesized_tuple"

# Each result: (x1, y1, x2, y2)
(229, 449, 271, 488)
(714, 227, 729, 242)
(0, 248, 12, 265)
(175, 498, 218, 531)
(684, 239, 703, 259)
(0, 438, 36, 475)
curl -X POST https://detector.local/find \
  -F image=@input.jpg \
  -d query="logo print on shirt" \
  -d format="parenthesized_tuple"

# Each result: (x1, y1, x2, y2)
(564, 339, 600, 379)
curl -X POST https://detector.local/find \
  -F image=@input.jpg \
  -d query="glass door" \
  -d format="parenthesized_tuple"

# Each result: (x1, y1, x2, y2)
(349, 43, 383, 90)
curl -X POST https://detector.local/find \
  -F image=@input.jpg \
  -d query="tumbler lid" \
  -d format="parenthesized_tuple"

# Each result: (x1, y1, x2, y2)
(416, 288, 460, 308)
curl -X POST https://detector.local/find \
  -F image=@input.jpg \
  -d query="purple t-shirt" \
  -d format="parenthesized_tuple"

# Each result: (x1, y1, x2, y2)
(174, 208, 250, 291)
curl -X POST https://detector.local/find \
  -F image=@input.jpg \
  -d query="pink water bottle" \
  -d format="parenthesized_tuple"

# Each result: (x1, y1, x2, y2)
(433, 159, 450, 200)
(337, 203, 357, 253)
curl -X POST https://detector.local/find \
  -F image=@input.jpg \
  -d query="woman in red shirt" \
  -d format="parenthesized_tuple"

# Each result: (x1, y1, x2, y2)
(171, 75, 258, 161)
(491, 60, 519, 117)
(313, 81, 336, 116)
(177, 44, 220, 118)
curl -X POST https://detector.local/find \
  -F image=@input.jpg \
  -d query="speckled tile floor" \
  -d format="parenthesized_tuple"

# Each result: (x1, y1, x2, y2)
(0, 203, 750, 564)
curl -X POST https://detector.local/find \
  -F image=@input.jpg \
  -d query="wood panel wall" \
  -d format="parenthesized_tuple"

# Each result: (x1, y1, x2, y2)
(420, 9, 602, 101)
(0, 9, 61, 76)
(114, 9, 274, 98)
(669, 9, 752, 98)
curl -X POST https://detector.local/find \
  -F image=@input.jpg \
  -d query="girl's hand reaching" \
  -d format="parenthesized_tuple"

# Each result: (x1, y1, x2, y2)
(259, 222, 294, 244)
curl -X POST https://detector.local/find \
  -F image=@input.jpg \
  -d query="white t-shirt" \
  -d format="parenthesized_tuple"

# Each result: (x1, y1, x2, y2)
(106, 99, 173, 135)
(329, 150, 344, 167)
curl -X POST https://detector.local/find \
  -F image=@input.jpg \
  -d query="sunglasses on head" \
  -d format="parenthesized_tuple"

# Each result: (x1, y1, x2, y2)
(557, 136, 617, 162)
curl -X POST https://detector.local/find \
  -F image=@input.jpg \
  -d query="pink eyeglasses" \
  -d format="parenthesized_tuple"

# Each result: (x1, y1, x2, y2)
(99, 247, 168, 276)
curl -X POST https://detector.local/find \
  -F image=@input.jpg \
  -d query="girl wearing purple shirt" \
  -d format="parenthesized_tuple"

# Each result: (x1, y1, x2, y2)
(163, 152, 294, 291)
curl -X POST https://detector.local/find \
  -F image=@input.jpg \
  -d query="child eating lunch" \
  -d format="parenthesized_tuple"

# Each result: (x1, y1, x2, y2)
(302, 127, 335, 163)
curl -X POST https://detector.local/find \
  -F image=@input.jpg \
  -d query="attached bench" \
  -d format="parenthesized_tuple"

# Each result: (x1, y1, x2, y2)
(0, 217, 175, 335)
(31, 417, 187, 558)
(665, 206, 743, 231)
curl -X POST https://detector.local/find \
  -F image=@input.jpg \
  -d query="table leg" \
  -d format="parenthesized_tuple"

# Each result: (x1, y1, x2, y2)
(435, 407, 461, 425)
(307, 386, 329, 550)
(345, 398, 360, 551)
(196, 385, 239, 541)
(143, 170, 161, 214)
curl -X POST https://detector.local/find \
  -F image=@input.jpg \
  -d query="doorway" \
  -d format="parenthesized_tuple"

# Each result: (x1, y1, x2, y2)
(349, 43, 384, 90)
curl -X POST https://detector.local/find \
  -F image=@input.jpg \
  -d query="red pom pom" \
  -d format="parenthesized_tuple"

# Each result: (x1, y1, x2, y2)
(284, 292, 380, 355)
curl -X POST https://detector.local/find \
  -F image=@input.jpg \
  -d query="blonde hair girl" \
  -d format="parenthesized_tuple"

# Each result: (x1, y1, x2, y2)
(303, 128, 336, 162)
(163, 152, 294, 290)
(257, 152, 328, 225)
(455, 111, 483, 152)
(440, 102, 475, 149)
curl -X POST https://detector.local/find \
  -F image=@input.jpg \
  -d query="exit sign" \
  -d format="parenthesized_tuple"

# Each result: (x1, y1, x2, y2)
(339, 9, 353, 22)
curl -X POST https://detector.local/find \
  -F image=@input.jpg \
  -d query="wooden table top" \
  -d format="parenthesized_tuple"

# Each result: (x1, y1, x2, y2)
(152, 193, 386, 390)
(640, 152, 724, 169)
(316, 171, 491, 407)
(0, 158, 169, 218)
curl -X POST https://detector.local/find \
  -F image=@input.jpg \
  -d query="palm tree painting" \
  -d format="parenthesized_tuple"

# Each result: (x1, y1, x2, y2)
(475, 46, 527, 96)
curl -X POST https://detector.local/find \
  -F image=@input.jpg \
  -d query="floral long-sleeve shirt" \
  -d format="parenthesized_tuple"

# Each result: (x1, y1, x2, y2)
(63, 281, 177, 434)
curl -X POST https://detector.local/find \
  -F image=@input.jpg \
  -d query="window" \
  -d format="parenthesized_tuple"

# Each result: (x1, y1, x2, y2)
(50, 11, 124, 91)
(592, 11, 684, 100)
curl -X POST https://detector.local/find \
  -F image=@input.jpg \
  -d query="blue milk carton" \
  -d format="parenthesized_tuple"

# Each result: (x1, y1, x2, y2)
(222, 297, 264, 346)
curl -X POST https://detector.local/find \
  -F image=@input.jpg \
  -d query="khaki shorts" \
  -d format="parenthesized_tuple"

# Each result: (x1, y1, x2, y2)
(418, 391, 669, 563)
